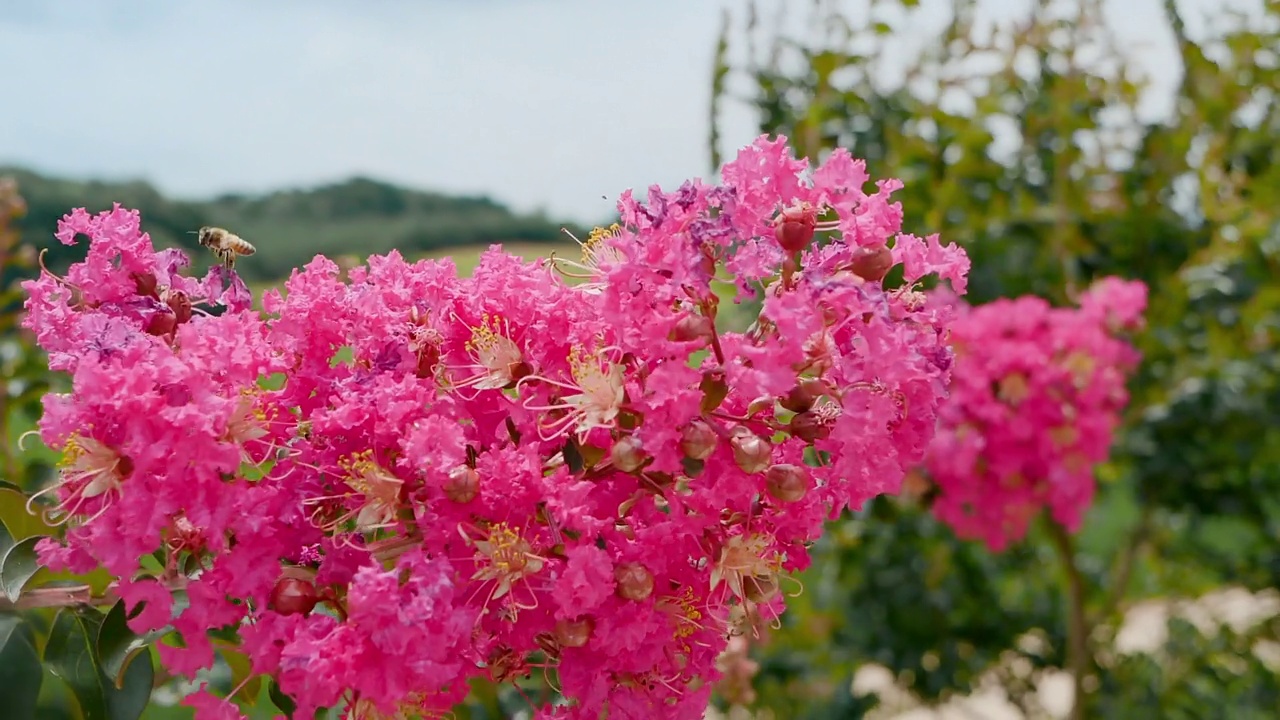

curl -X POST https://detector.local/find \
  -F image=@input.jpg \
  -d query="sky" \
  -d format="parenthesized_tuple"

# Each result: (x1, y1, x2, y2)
(0, 0, 1255, 224)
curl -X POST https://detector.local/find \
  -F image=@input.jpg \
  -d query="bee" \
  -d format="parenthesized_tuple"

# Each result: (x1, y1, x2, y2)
(190, 226, 256, 269)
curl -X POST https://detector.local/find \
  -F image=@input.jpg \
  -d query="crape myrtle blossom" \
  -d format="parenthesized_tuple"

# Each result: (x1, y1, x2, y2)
(20, 135, 969, 720)
(919, 279, 1147, 551)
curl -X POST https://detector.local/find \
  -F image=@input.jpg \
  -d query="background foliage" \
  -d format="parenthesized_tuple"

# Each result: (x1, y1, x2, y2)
(709, 0, 1280, 717)
(0, 167, 588, 284)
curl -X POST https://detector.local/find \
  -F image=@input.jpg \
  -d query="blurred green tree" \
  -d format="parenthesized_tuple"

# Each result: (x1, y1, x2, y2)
(709, 0, 1280, 717)
(0, 168, 587, 285)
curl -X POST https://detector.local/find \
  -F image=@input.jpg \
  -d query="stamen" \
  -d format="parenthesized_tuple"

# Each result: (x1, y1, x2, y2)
(25, 433, 129, 526)
(516, 345, 625, 440)
(548, 224, 626, 290)
(302, 451, 403, 541)
(447, 312, 525, 393)
(17, 429, 43, 452)
(463, 522, 546, 617)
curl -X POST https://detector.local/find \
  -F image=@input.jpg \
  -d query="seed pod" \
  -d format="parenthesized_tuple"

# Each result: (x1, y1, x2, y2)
(766, 464, 810, 503)
(614, 562, 655, 602)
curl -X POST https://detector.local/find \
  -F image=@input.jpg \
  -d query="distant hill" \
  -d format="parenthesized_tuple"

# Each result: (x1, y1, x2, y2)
(1, 167, 592, 282)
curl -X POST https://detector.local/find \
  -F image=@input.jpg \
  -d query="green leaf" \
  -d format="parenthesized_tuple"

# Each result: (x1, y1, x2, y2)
(95, 601, 149, 690)
(216, 642, 262, 707)
(562, 438, 585, 474)
(268, 678, 298, 717)
(257, 372, 287, 391)
(44, 607, 155, 720)
(0, 517, 14, 557)
(1, 535, 45, 602)
(0, 485, 56, 540)
(0, 616, 43, 720)
(105, 622, 160, 719)
(44, 609, 109, 720)
(681, 457, 706, 477)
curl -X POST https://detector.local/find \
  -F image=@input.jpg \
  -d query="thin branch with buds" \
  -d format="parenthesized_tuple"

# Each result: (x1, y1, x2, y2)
(0, 577, 189, 612)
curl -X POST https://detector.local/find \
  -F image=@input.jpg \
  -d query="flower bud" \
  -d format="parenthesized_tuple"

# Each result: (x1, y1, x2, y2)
(766, 464, 810, 502)
(800, 376, 829, 398)
(269, 577, 319, 616)
(772, 202, 817, 253)
(670, 313, 714, 342)
(614, 562, 655, 602)
(166, 290, 193, 324)
(415, 345, 440, 380)
(742, 405, 774, 429)
(132, 272, 158, 298)
(680, 420, 717, 461)
(146, 310, 177, 337)
(746, 317, 777, 344)
(819, 300, 841, 326)
(165, 514, 204, 554)
(444, 465, 479, 503)
(847, 244, 894, 282)
(789, 411, 830, 442)
(698, 251, 717, 277)
(699, 371, 728, 414)
(610, 436, 647, 473)
(780, 383, 817, 413)
(729, 429, 771, 474)
(554, 617, 595, 648)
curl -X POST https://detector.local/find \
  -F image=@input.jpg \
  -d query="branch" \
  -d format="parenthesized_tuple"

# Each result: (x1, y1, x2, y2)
(709, 6, 732, 172)
(1092, 506, 1152, 626)
(0, 583, 118, 611)
(0, 576, 190, 612)
(1047, 518, 1091, 720)
(1161, 0, 1198, 103)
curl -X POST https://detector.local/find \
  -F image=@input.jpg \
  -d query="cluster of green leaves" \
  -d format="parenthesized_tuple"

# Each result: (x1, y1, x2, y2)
(710, 0, 1280, 717)
(0, 475, 155, 720)
(0, 167, 592, 284)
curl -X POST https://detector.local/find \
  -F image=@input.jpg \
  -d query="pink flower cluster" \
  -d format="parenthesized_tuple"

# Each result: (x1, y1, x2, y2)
(21, 136, 968, 720)
(921, 278, 1147, 551)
